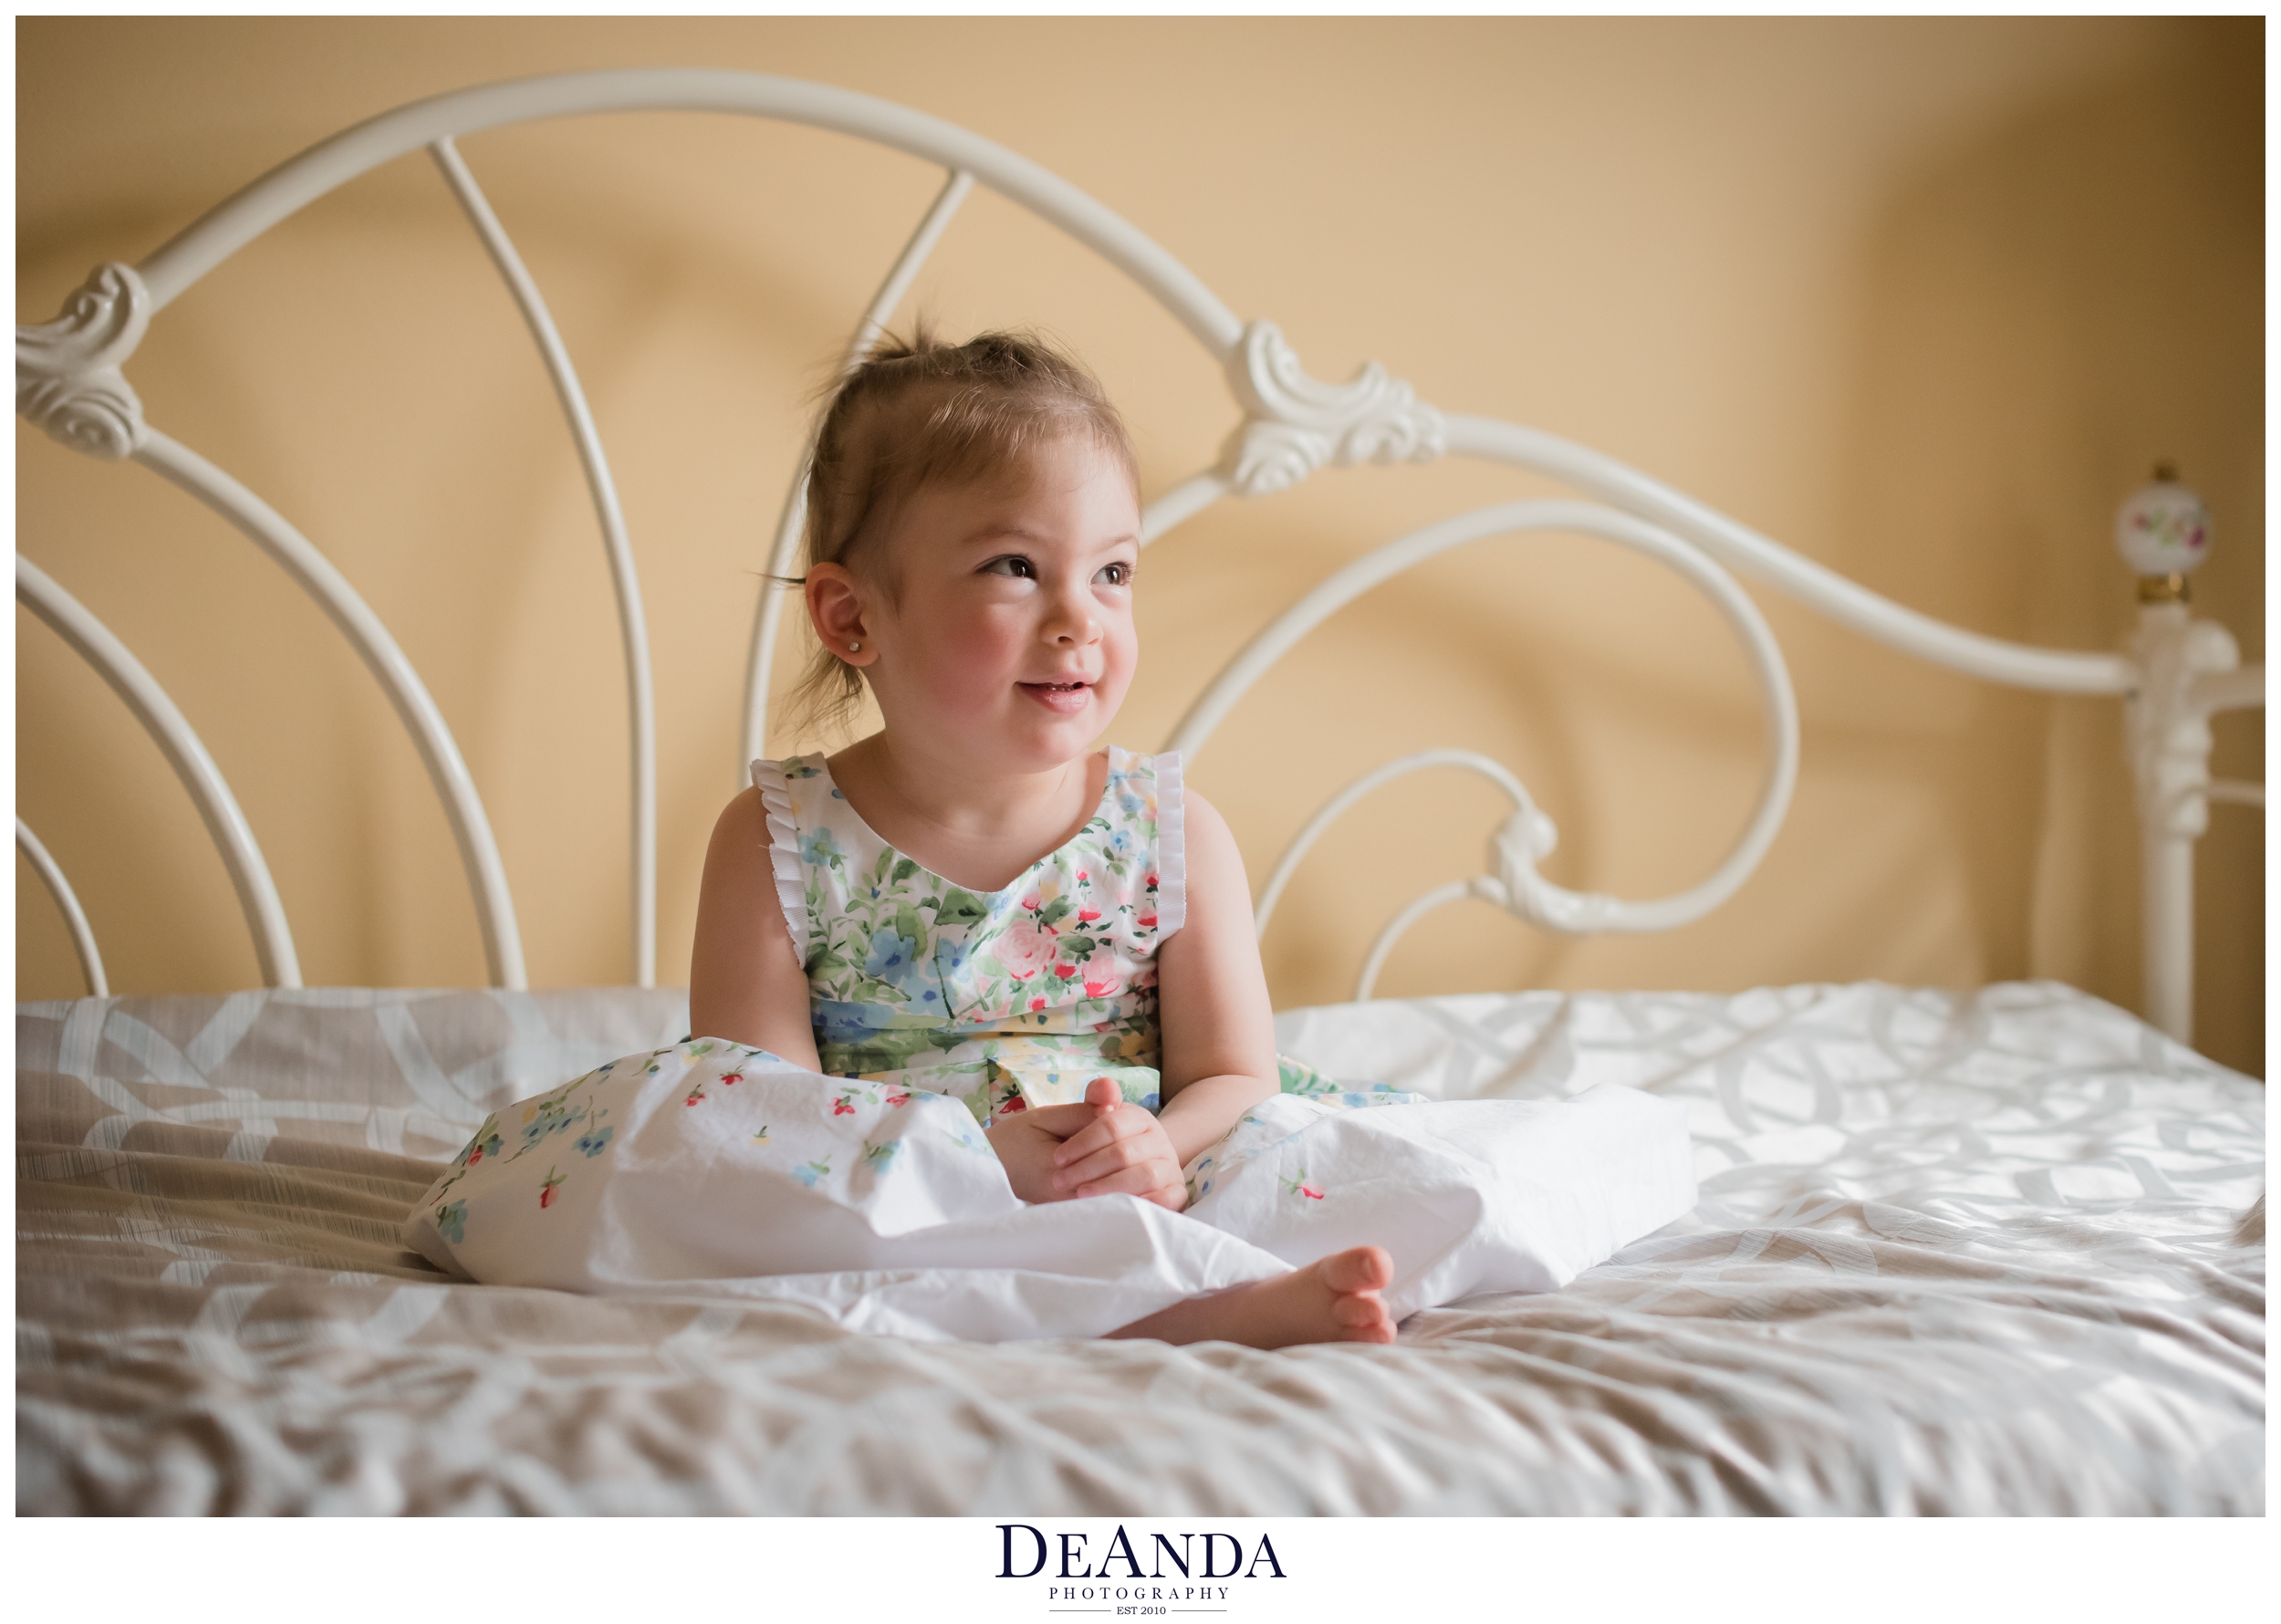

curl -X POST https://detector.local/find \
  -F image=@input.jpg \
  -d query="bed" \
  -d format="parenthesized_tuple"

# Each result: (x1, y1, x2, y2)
(15, 68, 2264, 1516)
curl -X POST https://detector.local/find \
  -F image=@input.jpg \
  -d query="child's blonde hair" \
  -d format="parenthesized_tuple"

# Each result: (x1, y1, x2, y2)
(786, 326, 1140, 738)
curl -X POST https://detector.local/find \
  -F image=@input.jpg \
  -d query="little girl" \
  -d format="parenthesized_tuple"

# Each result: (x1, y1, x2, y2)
(404, 331, 1695, 1348)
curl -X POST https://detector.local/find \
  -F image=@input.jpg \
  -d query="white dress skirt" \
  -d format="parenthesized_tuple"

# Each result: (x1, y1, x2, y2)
(401, 1037, 1698, 1343)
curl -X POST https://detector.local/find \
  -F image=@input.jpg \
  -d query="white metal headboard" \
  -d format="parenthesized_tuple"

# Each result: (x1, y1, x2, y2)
(14, 69, 2264, 1046)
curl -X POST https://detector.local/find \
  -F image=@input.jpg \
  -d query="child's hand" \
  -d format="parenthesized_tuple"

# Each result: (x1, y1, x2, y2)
(984, 1107, 1088, 1206)
(1049, 1077, 1188, 1213)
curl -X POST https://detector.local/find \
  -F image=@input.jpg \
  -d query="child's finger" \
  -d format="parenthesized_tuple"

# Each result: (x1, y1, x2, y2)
(1022, 1102, 1101, 1138)
(1070, 1159, 1180, 1202)
(1049, 1119, 1111, 1167)
(1051, 1105, 1145, 1165)
(1055, 1129, 1172, 1190)
(1054, 1138, 1144, 1190)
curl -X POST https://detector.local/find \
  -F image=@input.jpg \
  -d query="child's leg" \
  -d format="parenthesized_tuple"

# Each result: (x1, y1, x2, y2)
(1104, 1245, 1396, 1348)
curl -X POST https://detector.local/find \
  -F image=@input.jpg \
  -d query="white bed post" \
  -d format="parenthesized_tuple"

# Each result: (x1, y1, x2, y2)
(2115, 468, 2262, 1047)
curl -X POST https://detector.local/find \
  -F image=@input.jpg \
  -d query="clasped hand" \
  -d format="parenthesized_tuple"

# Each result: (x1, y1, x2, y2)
(986, 1076, 1187, 1212)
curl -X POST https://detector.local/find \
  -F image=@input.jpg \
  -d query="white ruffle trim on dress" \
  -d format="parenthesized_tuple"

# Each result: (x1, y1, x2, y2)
(749, 758, 811, 960)
(1152, 749, 1187, 941)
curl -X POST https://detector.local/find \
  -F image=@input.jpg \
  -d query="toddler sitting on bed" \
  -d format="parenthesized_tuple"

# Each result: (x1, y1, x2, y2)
(403, 329, 1695, 1346)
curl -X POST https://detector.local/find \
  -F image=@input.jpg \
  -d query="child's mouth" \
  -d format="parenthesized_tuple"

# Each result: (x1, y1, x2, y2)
(1019, 680, 1092, 713)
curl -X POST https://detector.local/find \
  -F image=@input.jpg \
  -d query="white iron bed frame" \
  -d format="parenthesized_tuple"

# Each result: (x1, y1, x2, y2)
(14, 68, 2265, 1046)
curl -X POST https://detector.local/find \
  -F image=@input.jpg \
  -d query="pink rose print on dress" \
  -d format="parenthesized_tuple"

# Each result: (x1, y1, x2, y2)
(1077, 943, 1122, 999)
(993, 915, 1058, 981)
(831, 1098, 856, 1117)
(720, 1071, 743, 1087)
(1278, 1171, 1325, 1202)
(539, 1168, 566, 1209)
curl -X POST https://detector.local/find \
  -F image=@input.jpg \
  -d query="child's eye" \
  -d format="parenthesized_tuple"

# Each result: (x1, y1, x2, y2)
(981, 556, 1036, 579)
(1094, 561, 1134, 588)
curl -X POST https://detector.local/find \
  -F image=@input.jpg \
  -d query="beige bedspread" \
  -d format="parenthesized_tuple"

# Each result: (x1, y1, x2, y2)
(16, 981, 2262, 1514)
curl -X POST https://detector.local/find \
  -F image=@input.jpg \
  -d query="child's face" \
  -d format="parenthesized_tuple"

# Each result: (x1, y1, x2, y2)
(856, 432, 1141, 774)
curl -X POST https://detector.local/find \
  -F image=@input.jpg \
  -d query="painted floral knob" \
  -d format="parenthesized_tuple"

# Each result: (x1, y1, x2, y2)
(2115, 465, 2211, 596)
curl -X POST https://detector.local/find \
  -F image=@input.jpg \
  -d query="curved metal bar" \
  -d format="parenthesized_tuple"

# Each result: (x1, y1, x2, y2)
(132, 69, 1243, 355)
(430, 136, 656, 987)
(1169, 499, 1799, 936)
(131, 430, 526, 988)
(1441, 415, 2134, 697)
(1354, 879, 1482, 1002)
(846, 169, 974, 363)
(16, 556, 299, 988)
(1138, 472, 1228, 547)
(2193, 664, 2264, 716)
(1255, 748, 1529, 937)
(16, 817, 109, 995)
(743, 167, 974, 772)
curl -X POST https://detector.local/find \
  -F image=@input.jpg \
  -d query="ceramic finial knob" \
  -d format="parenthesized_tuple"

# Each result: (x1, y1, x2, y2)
(2116, 463, 2211, 602)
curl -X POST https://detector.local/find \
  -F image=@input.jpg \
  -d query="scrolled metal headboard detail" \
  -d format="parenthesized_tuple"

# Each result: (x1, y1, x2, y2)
(15, 68, 2264, 1045)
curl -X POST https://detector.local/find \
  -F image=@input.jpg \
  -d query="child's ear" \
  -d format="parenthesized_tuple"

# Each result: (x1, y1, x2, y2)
(805, 563, 874, 666)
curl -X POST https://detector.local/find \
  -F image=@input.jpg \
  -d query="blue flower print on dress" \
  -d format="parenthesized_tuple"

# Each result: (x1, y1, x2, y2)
(435, 1201, 467, 1244)
(460, 1122, 504, 1168)
(575, 1123, 615, 1158)
(793, 1158, 831, 1188)
(861, 1139, 902, 1173)
(800, 827, 845, 869)
(865, 928, 917, 982)
(932, 934, 975, 984)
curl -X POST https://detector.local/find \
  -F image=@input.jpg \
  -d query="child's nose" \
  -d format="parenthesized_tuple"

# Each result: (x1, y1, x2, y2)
(1046, 588, 1099, 644)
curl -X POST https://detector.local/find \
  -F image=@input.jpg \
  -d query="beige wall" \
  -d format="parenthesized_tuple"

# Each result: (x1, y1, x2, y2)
(16, 16, 2263, 1076)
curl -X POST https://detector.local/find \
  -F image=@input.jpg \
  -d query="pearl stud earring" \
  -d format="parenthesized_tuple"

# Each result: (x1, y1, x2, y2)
(848, 641, 861, 651)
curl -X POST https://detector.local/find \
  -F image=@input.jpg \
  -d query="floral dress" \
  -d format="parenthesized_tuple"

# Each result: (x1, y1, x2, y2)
(401, 743, 1701, 1337)
(756, 745, 1192, 1127)
(758, 747, 1408, 1147)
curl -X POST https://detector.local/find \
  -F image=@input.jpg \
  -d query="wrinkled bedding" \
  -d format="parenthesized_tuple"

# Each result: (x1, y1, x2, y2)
(16, 980, 2263, 1514)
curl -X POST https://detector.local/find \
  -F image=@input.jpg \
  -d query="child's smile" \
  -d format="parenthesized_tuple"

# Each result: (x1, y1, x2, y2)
(1021, 678, 1095, 713)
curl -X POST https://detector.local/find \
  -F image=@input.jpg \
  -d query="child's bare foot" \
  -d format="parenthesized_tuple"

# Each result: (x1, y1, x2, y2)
(1106, 1246, 1397, 1348)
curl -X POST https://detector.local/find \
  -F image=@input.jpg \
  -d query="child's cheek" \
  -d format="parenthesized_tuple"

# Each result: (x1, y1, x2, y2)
(1095, 628, 1140, 706)
(925, 617, 1019, 699)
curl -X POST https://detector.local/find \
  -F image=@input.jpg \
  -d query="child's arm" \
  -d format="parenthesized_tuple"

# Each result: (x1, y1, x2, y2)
(689, 786, 824, 1068)
(1149, 788, 1282, 1160)
(1050, 788, 1278, 1204)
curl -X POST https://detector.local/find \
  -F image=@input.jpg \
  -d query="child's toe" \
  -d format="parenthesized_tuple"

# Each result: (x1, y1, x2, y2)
(1321, 1245, 1394, 1294)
